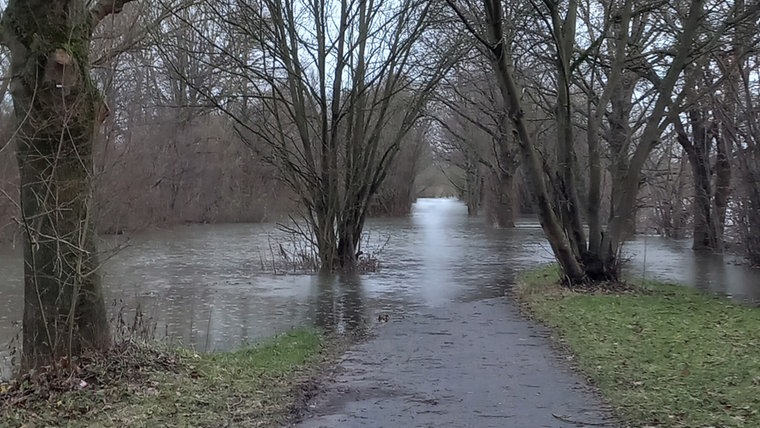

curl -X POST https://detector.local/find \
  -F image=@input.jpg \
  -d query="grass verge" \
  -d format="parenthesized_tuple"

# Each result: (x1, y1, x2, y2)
(1, 329, 335, 427)
(516, 265, 760, 428)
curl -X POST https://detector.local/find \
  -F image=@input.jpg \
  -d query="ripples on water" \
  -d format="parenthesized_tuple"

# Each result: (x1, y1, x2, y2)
(1, 198, 759, 375)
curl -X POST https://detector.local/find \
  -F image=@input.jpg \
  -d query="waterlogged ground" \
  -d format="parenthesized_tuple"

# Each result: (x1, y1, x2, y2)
(2, 200, 758, 350)
(1, 198, 759, 378)
(0, 199, 554, 376)
(1, 199, 759, 425)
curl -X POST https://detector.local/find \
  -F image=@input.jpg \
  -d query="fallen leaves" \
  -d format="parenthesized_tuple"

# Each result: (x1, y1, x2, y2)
(1, 330, 329, 427)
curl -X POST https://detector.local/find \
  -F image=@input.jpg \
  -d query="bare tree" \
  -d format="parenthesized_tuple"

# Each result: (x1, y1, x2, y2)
(729, 0, 760, 264)
(434, 56, 519, 227)
(671, 65, 733, 252)
(445, 0, 744, 283)
(1, 0, 136, 369)
(640, 135, 691, 238)
(624, 0, 760, 255)
(74, 2, 294, 234)
(173, 0, 460, 271)
(432, 109, 489, 216)
(368, 122, 431, 217)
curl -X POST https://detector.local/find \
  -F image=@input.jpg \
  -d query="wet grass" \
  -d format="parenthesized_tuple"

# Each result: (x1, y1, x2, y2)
(516, 265, 760, 428)
(0, 329, 333, 427)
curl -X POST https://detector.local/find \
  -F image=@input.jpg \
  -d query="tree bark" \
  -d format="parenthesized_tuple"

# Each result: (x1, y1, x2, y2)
(464, 162, 482, 216)
(713, 115, 732, 244)
(584, 0, 633, 259)
(3, 0, 134, 370)
(551, 0, 586, 259)
(478, 0, 586, 283)
(674, 109, 722, 251)
(486, 169, 515, 228)
(606, 73, 637, 245)
(599, 0, 706, 267)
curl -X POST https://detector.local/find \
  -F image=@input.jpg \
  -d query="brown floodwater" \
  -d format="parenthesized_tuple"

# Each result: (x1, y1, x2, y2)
(1, 198, 758, 378)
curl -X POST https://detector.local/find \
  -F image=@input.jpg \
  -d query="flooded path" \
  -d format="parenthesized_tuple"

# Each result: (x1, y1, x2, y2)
(1, 198, 759, 378)
(295, 298, 617, 428)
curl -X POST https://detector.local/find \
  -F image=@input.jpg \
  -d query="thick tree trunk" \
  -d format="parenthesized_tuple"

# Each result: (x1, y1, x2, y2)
(336, 208, 364, 270)
(660, 153, 690, 238)
(714, 120, 732, 243)
(3, 0, 112, 370)
(481, 1, 585, 283)
(491, 120, 518, 228)
(586, 110, 602, 256)
(549, 0, 587, 260)
(675, 110, 723, 252)
(690, 152, 719, 250)
(314, 207, 338, 271)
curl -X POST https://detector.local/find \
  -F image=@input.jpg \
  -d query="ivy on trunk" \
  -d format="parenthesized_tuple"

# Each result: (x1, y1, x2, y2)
(1, 0, 135, 370)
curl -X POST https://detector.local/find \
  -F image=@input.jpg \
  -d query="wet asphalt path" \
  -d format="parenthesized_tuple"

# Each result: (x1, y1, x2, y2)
(294, 298, 619, 428)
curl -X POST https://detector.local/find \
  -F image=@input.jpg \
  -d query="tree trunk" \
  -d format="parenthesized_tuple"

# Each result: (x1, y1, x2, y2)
(3, 0, 112, 370)
(675, 109, 722, 252)
(481, 0, 585, 283)
(464, 162, 481, 216)
(586, 105, 602, 256)
(689, 151, 719, 250)
(489, 126, 517, 228)
(713, 110, 732, 245)
(551, 0, 586, 259)
(486, 169, 515, 228)
(314, 206, 338, 271)
(336, 208, 364, 270)
(585, 0, 632, 259)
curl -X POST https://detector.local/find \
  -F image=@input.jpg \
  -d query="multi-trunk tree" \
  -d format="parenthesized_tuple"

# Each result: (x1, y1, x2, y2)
(729, 1, 760, 264)
(446, 0, 756, 283)
(177, 0, 461, 271)
(1, 0, 135, 369)
(433, 58, 519, 227)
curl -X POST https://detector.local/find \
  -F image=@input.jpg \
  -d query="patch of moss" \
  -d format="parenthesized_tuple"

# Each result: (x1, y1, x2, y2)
(516, 265, 760, 428)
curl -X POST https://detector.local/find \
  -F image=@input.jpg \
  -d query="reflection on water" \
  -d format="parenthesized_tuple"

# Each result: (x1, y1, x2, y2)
(312, 274, 367, 333)
(1, 198, 759, 376)
(623, 236, 760, 303)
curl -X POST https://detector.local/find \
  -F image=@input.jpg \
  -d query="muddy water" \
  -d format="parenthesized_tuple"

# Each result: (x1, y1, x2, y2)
(1, 198, 759, 375)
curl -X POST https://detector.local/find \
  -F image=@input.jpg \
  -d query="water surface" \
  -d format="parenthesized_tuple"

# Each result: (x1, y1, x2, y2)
(1, 198, 758, 377)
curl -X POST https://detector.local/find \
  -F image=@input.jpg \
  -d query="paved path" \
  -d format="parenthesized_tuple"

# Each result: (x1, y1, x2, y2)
(295, 298, 619, 428)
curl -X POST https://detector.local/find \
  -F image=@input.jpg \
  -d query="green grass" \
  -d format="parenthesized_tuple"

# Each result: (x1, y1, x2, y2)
(517, 265, 760, 427)
(1, 329, 331, 427)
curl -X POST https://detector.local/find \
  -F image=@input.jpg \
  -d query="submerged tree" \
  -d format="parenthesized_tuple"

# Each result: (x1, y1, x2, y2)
(446, 0, 756, 283)
(179, 0, 460, 271)
(1, 0, 136, 369)
(730, 1, 760, 264)
(433, 56, 520, 227)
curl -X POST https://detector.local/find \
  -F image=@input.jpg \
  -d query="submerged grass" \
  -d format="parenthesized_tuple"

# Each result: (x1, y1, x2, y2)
(0, 329, 331, 427)
(517, 265, 760, 428)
